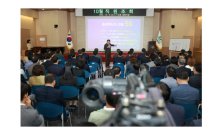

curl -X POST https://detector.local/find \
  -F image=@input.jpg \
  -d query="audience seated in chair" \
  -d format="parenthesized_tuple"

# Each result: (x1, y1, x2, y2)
(126, 53, 136, 66)
(21, 83, 44, 126)
(113, 51, 125, 65)
(92, 48, 102, 62)
(176, 58, 191, 77)
(169, 70, 199, 106)
(157, 82, 185, 126)
(126, 56, 137, 72)
(55, 48, 64, 59)
(89, 50, 101, 65)
(59, 62, 79, 111)
(158, 52, 162, 60)
(104, 69, 115, 79)
(68, 52, 78, 65)
(68, 49, 75, 60)
(160, 66, 178, 88)
(78, 56, 90, 72)
(188, 63, 202, 88)
(154, 49, 159, 58)
(28, 55, 39, 76)
(150, 58, 165, 78)
(177, 49, 185, 60)
(145, 53, 156, 71)
(35, 49, 42, 60)
(76, 122, 97, 126)
(129, 60, 141, 75)
(25, 52, 34, 70)
(126, 51, 132, 63)
(41, 54, 53, 70)
(76, 49, 83, 60)
(185, 56, 196, 71)
(35, 73, 68, 124)
(82, 48, 89, 61)
(161, 55, 170, 66)
(140, 63, 150, 72)
(23, 50, 30, 64)
(167, 56, 179, 70)
(73, 60, 85, 79)
(88, 94, 120, 126)
(113, 49, 121, 59)
(47, 55, 64, 77)
(29, 65, 45, 87)
(141, 51, 151, 64)
(137, 48, 146, 61)
(112, 66, 123, 79)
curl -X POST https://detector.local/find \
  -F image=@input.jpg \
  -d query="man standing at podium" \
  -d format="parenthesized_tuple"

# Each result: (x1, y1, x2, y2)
(104, 39, 117, 68)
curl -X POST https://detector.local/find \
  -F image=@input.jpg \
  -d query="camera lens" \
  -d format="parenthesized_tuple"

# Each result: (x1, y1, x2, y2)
(86, 88, 99, 101)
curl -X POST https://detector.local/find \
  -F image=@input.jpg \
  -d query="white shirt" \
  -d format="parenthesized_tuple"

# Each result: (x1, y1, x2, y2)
(27, 43, 33, 50)
(185, 65, 194, 71)
(103, 106, 115, 111)
(21, 103, 25, 106)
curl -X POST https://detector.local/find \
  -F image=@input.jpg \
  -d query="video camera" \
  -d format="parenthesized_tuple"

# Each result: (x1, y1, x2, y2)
(82, 68, 176, 126)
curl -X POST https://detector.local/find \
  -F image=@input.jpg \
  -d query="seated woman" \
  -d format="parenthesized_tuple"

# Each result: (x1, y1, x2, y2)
(126, 56, 137, 73)
(79, 56, 90, 72)
(29, 65, 45, 87)
(161, 55, 170, 66)
(185, 56, 196, 71)
(73, 60, 85, 93)
(129, 60, 141, 75)
(59, 62, 79, 111)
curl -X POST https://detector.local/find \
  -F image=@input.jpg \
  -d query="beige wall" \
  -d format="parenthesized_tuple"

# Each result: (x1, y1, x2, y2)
(70, 12, 78, 51)
(21, 15, 37, 48)
(153, 12, 160, 40)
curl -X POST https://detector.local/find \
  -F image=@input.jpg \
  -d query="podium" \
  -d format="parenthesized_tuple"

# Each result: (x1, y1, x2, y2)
(148, 41, 157, 54)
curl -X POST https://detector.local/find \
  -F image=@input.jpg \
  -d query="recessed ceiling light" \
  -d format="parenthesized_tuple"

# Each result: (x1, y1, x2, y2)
(42, 9, 44, 10)
(59, 8, 61, 9)
(186, 8, 188, 10)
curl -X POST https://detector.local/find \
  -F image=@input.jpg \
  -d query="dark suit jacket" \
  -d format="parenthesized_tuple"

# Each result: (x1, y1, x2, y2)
(176, 66, 191, 77)
(150, 66, 165, 78)
(161, 61, 170, 66)
(169, 84, 199, 106)
(89, 56, 100, 64)
(47, 64, 64, 77)
(113, 54, 118, 59)
(104, 43, 114, 54)
(138, 53, 145, 60)
(129, 70, 139, 75)
(83, 64, 90, 72)
(141, 57, 150, 64)
(113, 57, 125, 65)
(188, 74, 202, 88)
(76, 55, 82, 61)
(35, 86, 66, 121)
(126, 55, 130, 62)
(35, 54, 42, 60)
(68, 58, 78, 65)
(67, 55, 71, 60)
(82, 53, 89, 61)
(41, 60, 53, 70)
(59, 75, 78, 88)
(190, 119, 202, 126)
(73, 68, 85, 78)
(127, 63, 134, 72)
(165, 102, 185, 126)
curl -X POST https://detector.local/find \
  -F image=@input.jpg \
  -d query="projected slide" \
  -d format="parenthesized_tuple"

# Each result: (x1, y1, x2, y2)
(85, 17, 144, 51)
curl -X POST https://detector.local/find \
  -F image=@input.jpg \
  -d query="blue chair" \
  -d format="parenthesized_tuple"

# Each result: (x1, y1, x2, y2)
(37, 102, 67, 126)
(176, 103, 199, 124)
(58, 58, 66, 67)
(76, 77, 86, 86)
(89, 65, 98, 79)
(45, 69, 48, 74)
(164, 66, 167, 78)
(31, 85, 44, 95)
(84, 70, 90, 79)
(196, 88, 202, 101)
(191, 71, 194, 76)
(59, 85, 81, 119)
(152, 77, 163, 84)
(58, 64, 64, 68)
(55, 76, 59, 87)
(89, 62, 99, 68)
(113, 62, 125, 78)
(87, 60, 89, 64)
(29, 75, 33, 78)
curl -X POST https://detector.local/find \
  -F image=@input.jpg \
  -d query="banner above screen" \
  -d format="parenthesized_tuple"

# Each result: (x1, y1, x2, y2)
(83, 9, 146, 16)
(85, 17, 144, 52)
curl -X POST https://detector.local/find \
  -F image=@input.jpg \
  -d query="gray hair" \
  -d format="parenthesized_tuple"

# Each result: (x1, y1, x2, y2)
(178, 58, 186, 65)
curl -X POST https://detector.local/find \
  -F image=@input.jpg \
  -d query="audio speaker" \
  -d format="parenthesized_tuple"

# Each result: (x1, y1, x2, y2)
(171, 25, 175, 28)
(54, 25, 58, 28)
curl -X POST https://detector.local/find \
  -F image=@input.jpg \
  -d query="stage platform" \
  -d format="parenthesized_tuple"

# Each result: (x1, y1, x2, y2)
(64, 52, 142, 62)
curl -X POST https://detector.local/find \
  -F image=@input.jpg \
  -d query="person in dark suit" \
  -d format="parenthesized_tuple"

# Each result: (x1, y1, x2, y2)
(76, 49, 83, 60)
(126, 56, 137, 73)
(126, 51, 132, 63)
(112, 66, 123, 79)
(137, 48, 146, 61)
(157, 82, 185, 126)
(104, 39, 117, 68)
(113, 49, 121, 59)
(141, 51, 151, 64)
(129, 60, 141, 75)
(68, 52, 78, 65)
(35, 49, 42, 60)
(177, 52, 185, 60)
(41, 54, 53, 70)
(82, 48, 89, 62)
(176, 58, 191, 77)
(154, 49, 159, 58)
(113, 51, 125, 65)
(79, 55, 90, 72)
(35, 73, 68, 124)
(59, 62, 79, 111)
(189, 63, 202, 88)
(47, 55, 64, 77)
(161, 55, 170, 66)
(21, 83, 44, 126)
(73, 60, 85, 78)
(150, 58, 165, 78)
(67, 49, 75, 60)
(89, 51, 101, 65)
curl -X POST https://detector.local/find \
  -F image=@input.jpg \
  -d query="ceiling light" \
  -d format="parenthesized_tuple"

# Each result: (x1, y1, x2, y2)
(42, 9, 44, 10)
(186, 8, 188, 10)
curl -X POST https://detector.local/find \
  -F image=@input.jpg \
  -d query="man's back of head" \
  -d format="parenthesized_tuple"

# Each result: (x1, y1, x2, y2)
(117, 49, 120, 54)
(31, 55, 39, 63)
(188, 51, 192, 56)
(133, 60, 141, 70)
(70, 52, 76, 58)
(46, 49, 51, 54)
(105, 95, 120, 108)
(178, 58, 186, 66)
(118, 51, 123, 57)
(142, 48, 146, 53)
(94, 48, 98, 53)
(171, 56, 178, 65)
(157, 82, 171, 102)
(194, 63, 202, 74)
(78, 49, 82, 55)
(51, 55, 59, 63)
(76, 60, 85, 69)
(45, 73, 56, 86)
(82, 48, 86, 53)
(150, 54, 156, 61)
(93, 50, 98, 56)
(21, 83, 29, 102)
(181, 49, 185, 54)
(154, 58, 162, 66)
(166, 66, 176, 77)
(44, 54, 51, 60)
(112, 66, 121, 77)
(36, 49, 40, 54)
(130, 48, 134, 53)
(145, 51, 149, 57)
(28, 54, 33, 61)
(104, 69, 115, 79)
(176, 70, 189, 85)
(56, 48, 61, 54)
